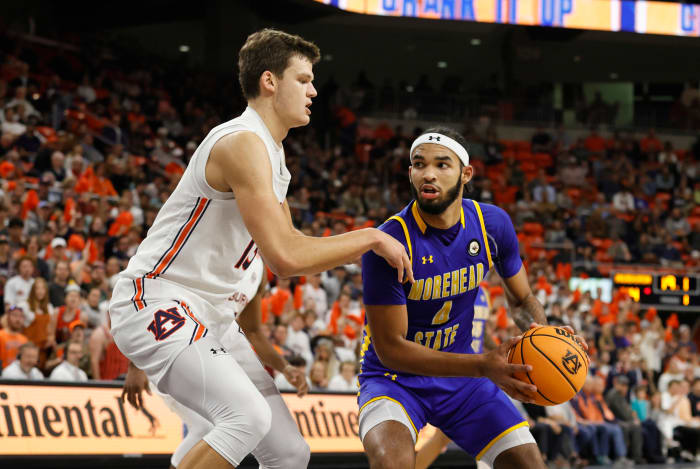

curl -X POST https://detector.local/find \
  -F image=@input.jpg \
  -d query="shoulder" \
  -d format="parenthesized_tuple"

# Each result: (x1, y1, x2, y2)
(475, 202, 512, 228)
(377, 216, 409, 240)
(211, 131, 268, 164)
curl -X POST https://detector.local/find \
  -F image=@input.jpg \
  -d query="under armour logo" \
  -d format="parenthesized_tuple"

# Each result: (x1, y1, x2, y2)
(210, 347, 227, 355)
(384, 372, 397, 381)
(422, 255, 434, 264)
(428, 135, 441, 142)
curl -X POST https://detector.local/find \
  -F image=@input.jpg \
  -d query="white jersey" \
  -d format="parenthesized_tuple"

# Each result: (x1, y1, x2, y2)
(113, 106, 289, 329)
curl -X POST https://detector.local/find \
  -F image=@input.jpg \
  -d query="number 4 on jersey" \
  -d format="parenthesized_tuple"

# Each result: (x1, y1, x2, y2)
(432, 301, 452, 325)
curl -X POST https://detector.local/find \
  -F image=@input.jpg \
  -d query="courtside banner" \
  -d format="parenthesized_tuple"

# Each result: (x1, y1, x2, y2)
(0, 382, 182, 456)
(0, 382, 437, 455)
(281, 393, 437, 453)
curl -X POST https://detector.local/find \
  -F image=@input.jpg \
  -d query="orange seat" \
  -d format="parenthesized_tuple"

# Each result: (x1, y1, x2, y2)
(515, 141, 531, 152)
(516, 151, 533, 161)
(523, 222, 544, 237)
(520, 161, 536, 172)
(534, 153, 553, 168)
(494, 186, 518, 205)
(524, 170, 539, 182)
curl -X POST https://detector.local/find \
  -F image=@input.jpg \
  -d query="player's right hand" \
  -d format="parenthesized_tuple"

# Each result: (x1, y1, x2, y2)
(480, 335, 537, 404)
(121, 363, 151, 410)
(371, 230, 415, 284)
(283, 364, 309, 397)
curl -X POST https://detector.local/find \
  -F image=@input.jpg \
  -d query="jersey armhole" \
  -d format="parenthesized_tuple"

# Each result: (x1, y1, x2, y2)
(191, 128, 254, 200)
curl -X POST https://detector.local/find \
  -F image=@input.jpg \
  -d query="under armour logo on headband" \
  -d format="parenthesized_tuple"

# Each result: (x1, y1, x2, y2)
(410, 132, 470, 166)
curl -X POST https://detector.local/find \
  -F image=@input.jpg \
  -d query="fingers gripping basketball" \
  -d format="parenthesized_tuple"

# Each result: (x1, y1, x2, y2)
(508, 326, 589, 406)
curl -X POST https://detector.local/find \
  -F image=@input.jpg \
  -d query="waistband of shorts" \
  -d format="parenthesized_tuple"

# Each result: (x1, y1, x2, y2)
(111, 276, 201, 306)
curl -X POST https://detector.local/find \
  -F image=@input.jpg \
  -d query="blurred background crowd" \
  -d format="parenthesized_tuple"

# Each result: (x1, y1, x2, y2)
(0, 16, 699, 467)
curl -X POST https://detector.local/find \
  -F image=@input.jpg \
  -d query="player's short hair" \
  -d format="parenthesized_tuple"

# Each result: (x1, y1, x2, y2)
(238, 28, 321, 100)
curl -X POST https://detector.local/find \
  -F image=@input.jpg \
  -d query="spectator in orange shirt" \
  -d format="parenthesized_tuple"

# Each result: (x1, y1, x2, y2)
(0, 305, 29, 368)
(571, 377, 627, 465)
(640, 129, 662, 154)
(584, 129, 607, 154)
(269, 277, 294, 321)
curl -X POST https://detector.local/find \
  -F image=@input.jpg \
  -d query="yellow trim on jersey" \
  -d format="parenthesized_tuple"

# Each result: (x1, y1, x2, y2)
(472, 200, 493, 268)
(411, 202, 427, 234)
(475, 421, 530, 461)
(412, 201, 465, 232)
(387, 215, 413, 262)
(358, 396, 418, 438)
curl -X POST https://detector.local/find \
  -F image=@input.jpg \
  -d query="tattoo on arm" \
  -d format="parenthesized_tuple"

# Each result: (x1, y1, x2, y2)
(511, 293, 547, 332)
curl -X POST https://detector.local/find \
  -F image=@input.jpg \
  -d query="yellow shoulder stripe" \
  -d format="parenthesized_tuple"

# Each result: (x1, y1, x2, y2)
(472, 201, 493, 268)
(387, 215, 412, 262)
(410, 202, 427, 234)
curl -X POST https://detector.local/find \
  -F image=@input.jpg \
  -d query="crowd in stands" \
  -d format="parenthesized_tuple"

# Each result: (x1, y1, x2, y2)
(1, 33, 699, 466)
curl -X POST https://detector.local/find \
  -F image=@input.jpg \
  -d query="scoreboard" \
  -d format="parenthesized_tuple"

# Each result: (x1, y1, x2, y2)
(612, 272, 700, 312)
(313, 0, 700, 38)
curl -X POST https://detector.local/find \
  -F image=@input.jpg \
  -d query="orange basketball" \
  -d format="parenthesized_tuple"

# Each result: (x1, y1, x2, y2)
(507, 325, 589, 406)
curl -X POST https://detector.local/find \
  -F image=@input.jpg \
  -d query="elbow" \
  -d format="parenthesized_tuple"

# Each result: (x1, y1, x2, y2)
(267, 256, 298, 279)
(374, 342, 400, 370)
(265, 251, 301, 279)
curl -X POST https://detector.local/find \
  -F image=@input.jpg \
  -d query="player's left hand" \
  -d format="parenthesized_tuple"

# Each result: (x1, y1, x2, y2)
(283, 364, 309, 397)
(529, 322, 589, 352)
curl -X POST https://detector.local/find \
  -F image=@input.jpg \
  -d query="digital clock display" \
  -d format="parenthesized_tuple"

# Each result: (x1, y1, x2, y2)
(612, 272, 699, 312)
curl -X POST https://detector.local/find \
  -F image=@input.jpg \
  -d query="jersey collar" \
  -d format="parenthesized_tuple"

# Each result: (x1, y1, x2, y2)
(411, 201, 465, 235)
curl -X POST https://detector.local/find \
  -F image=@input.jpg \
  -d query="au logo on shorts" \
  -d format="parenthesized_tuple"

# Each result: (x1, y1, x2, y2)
(147, 307, 186, 341)
(562, 349, 581, 375)
(467, 239, 481, 256)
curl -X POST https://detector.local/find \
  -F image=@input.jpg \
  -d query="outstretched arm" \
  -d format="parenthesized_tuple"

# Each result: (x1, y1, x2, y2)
(208, 132, 413, 282)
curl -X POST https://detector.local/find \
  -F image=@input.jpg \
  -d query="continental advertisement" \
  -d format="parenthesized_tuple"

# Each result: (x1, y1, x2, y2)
(0, 382, 437, 456)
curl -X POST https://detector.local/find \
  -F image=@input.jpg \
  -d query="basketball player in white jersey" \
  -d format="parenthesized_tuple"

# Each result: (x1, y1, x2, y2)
(123, 256, 310, 469)
(109, 29, 413, 469)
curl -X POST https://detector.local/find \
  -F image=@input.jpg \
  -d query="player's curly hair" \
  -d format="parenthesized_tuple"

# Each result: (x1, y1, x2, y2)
(238, 29, 321, 100)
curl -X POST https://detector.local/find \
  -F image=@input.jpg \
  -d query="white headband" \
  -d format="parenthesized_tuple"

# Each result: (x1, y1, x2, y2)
(410, 133, 469, 166)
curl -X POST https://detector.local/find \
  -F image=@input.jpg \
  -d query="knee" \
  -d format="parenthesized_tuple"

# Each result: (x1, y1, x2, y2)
(246, 397, 273, 442)
(216, 395, 272, 446)
(367, 445, 413, 469)
(493, 444, 545, 469)
(288, 436, 310, 468)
